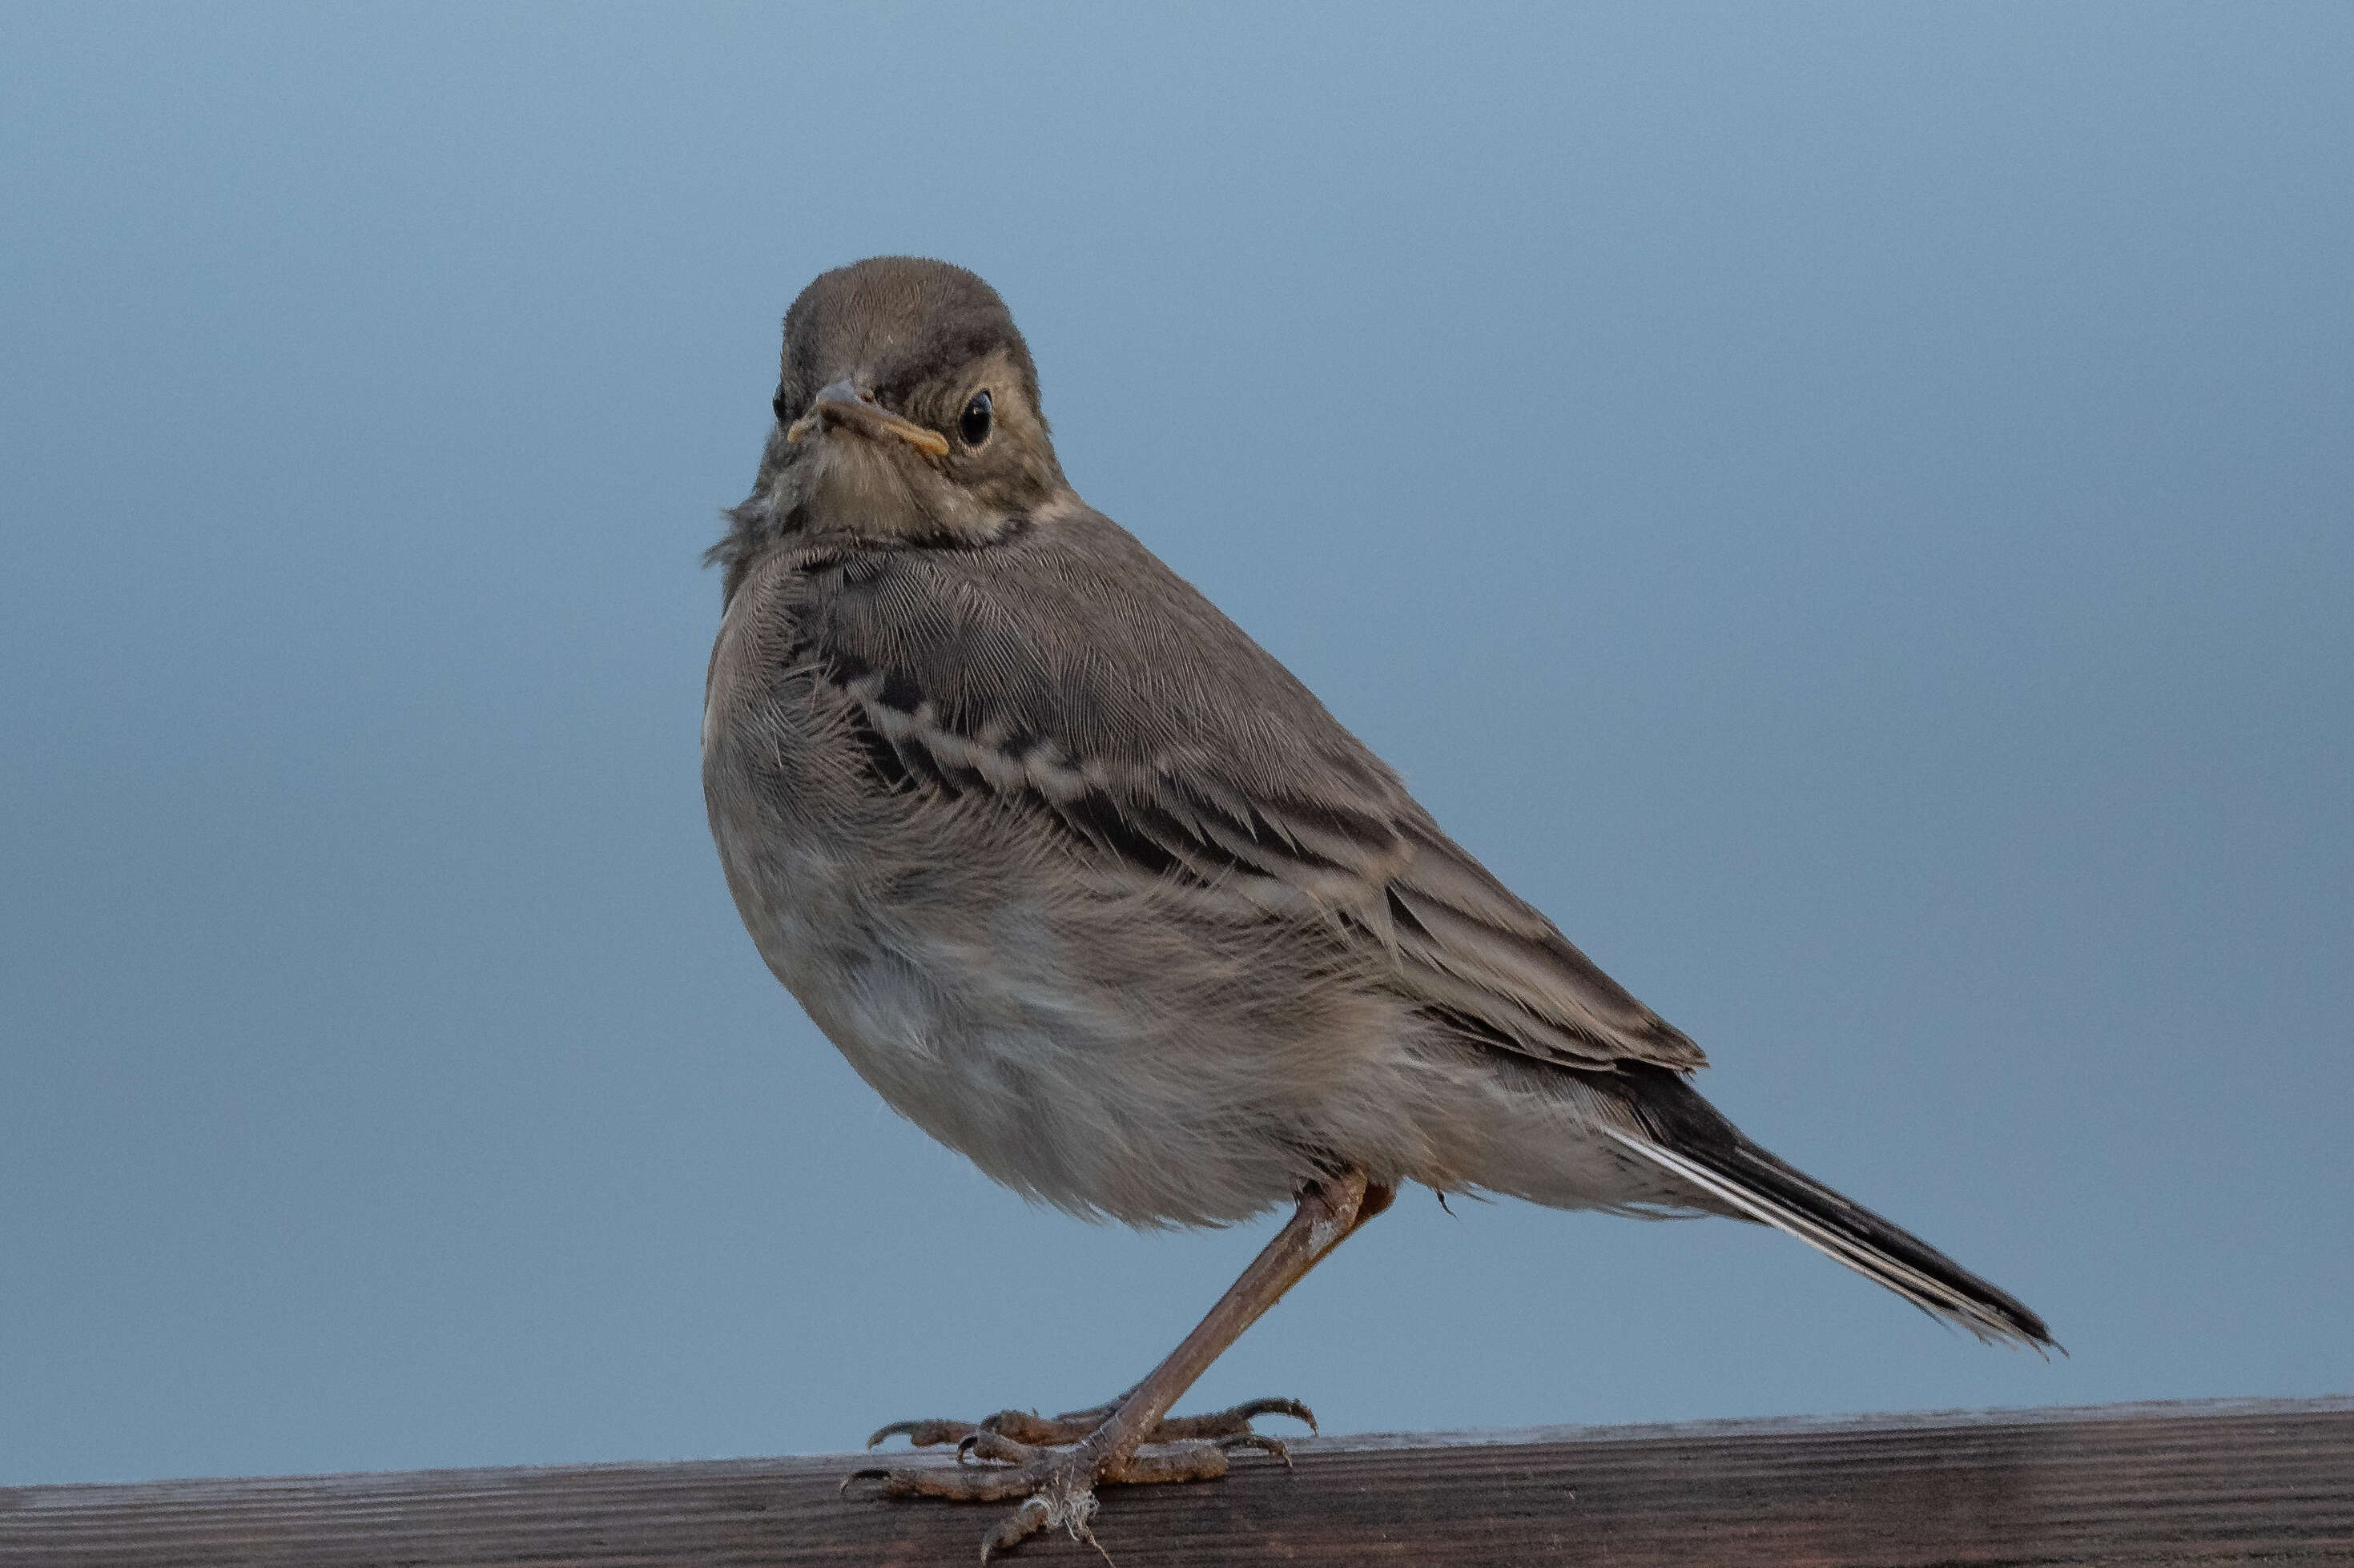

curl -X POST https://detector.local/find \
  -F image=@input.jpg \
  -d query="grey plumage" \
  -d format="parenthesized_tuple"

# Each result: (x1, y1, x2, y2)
(704, 256, 2051, 1353)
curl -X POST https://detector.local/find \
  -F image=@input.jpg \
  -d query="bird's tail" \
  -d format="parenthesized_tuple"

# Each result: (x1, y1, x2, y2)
(1597, 1071, 2055, 1350)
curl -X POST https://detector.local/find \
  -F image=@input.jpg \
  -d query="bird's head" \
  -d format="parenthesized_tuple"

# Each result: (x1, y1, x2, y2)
(722, 258, 1068, 573)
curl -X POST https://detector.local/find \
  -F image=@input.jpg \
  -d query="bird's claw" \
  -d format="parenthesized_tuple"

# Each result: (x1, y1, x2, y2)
(1218, 1432, 1294, 1469)
(869, 1417, 980, 1449)
(865, 1394, 1314, 1453)
(839, 1463, 893, 1496)
(851, 1396, 1308, 1557)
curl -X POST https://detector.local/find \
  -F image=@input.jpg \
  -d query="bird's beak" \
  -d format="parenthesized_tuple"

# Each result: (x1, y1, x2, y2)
(785, 380, 951, 457)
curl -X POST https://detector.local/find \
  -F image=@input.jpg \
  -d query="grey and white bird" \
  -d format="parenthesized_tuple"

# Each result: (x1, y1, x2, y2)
(702, 256, 2053, 1556)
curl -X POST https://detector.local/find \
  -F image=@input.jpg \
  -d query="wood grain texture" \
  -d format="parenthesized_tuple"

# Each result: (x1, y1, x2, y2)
(4, 1397, 2349, 1566)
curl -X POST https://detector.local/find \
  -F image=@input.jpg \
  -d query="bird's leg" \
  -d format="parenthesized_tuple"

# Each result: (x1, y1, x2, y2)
(850, 1172, 1394, 1558)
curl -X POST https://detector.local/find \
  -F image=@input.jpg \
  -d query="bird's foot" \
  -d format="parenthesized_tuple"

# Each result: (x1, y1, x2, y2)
(851, 1408, 1304, 1559)
(867, 1393, 1314, 1453)
(849, 1429, 1293, 1560)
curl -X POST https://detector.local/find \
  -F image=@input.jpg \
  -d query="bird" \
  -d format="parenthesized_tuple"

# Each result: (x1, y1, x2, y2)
(702, 255, 2053, 1558)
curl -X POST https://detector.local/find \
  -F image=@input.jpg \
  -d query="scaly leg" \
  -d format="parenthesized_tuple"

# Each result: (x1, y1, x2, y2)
(849, 1172, 1394, 1558)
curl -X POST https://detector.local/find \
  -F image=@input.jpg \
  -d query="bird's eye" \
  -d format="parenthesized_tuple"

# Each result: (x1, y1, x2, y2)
(958, 390, 993, 447)
(772, 395, 790, 425)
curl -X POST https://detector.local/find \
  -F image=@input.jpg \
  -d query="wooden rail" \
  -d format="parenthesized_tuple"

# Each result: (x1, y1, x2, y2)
(2, 1397, 2348, 1565)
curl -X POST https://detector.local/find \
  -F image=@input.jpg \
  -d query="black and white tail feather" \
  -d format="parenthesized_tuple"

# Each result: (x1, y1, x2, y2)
(1598, 1071, 2055, 1351)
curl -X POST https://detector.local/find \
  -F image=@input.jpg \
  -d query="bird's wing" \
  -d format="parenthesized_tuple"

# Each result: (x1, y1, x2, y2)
(787, 508, 1704, 1075)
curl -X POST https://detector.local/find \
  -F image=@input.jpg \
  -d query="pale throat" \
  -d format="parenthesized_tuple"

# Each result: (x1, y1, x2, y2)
(792, 440, 1031, 545)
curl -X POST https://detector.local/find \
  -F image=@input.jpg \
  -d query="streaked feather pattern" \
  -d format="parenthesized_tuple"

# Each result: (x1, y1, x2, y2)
(787, 504, 1706, 1078)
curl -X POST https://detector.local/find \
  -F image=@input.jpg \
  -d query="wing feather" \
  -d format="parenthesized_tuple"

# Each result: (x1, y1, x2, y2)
(790, 509, 1705, 1074)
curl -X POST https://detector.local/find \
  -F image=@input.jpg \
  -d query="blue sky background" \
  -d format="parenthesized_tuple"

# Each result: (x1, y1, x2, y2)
(2, 3, 2348, 1486)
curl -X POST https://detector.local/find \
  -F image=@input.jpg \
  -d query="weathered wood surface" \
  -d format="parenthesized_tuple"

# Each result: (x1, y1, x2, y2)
(3, 1397, 2348, 1566)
